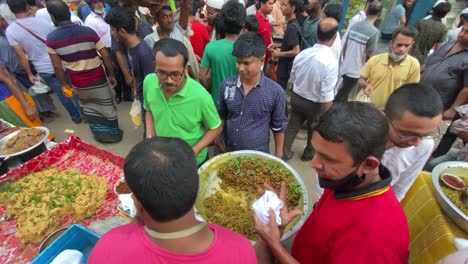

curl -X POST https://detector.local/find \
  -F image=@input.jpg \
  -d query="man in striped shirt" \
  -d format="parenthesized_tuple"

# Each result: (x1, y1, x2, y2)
(46, 0, 123, 143)
(334, 2, 382, 102)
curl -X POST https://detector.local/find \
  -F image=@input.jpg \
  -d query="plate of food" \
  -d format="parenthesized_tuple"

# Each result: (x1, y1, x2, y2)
(195, 151, 308, 242)
(0, 168, 108, 244)
(0, 127, 49, 158)
(432, 161, 468, 232)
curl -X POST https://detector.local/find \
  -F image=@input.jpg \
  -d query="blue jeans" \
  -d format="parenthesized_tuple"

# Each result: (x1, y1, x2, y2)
(39, 72, 82, 123)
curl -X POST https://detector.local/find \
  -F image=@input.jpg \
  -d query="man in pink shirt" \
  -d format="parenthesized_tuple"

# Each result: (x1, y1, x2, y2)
(88, 137, 257, 264)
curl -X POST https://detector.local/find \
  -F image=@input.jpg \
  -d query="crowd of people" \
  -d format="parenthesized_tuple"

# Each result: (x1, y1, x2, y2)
(0, 0, 468, 262)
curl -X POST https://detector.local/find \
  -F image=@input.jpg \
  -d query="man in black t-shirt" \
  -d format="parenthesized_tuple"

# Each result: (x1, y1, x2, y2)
(269, 0, 302, 90)
(106, 7, 154, 139)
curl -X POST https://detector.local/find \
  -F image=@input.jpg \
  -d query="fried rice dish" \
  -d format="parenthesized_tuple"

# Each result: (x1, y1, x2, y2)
(201, 156, 303, 240)
(1, 128, 45, 155)
(0, 168, 108, 243)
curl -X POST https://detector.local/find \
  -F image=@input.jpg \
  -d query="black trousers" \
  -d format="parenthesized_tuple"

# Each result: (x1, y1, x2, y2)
(335, 75, 359, 102)
(432, 113, 461, 157)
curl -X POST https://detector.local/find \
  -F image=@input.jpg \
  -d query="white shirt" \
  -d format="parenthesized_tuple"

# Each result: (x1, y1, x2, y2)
(315, 138, 434, 201)
(382, 138, 434, 201)
(330, 33, 341, 63)
(291, 44, 338, 102)
(35, 8, 83, 26)
(84, 12, 111, 47)
(341, 10, 365, 46)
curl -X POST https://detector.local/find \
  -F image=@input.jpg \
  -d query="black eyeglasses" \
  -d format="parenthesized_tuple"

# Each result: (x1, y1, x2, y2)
(386, 116, 433, 141)
(155, 70, 184, 81)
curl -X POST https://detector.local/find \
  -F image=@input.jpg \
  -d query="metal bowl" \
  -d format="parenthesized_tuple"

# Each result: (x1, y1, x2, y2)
(196, 150, 309, 243)
(0, 127, 49, 159)
(432, 161, 468, 232)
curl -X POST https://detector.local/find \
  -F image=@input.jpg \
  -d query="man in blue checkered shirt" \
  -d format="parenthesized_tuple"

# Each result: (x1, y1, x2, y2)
(216, 32, 287, 157)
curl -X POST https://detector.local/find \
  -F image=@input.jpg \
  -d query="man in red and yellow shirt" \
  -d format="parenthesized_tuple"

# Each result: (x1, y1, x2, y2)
(254, 102, 409, 264)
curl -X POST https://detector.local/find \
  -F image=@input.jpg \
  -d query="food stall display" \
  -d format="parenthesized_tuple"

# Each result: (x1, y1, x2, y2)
(0, 136, 124, 264)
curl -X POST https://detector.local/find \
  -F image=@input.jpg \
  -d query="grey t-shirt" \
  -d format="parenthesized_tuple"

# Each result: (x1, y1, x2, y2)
(0, 35, 18, 72)
(381, 4, 405, 35)
(340, 20, 380, 78)
(5, 17, 54, 74)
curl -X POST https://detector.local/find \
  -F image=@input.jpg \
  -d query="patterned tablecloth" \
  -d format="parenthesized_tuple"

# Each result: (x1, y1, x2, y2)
(402, 171, 468, 264)
(0, 136, 124, 263)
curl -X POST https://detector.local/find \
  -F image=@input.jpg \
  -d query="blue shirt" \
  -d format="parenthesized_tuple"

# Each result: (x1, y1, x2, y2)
(218, 75, 287, 153)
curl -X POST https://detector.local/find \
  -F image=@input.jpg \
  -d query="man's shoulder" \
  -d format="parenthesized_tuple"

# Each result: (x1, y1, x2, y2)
(185, 77, 212, 98)
(100, 223, 141, 240)
(209, 223, 252, 246)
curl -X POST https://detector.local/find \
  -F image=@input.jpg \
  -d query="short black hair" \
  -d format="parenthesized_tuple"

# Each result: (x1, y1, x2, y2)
(124, 137, 199, 222)
(25, 0, 36, 7)
(366, 2, 383, 16)
(317, 20, 338, 42)
(316, 102, 389, 165)
(460, 13, 468, 27)
(156, 5, 172, 17)
(153, 38, 189, 66)
(104, 6, 136, 34)
(245, 14, 259, 32)
(219, 0, 246, 34)
(323, 3, 342, 22)
(288, 0, 303, 17)
(47, 0, 71, 23)
(432, 2, 451, 19)
(392, 26, 418, 40)
(6, 0, 28, 14)
(85, 0, 104, 6)
(384, 83, 443, 121)
(233, 31, 265, 58)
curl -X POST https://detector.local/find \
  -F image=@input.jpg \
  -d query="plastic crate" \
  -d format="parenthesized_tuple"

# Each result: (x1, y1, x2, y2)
(31, 224, 101, 264)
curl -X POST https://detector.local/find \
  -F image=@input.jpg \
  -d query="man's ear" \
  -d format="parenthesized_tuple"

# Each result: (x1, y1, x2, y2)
(360, 156, 380, 175)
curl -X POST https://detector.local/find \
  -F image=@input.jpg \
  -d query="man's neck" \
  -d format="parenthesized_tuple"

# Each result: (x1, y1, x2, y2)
(14, 12, 30, 19)
(157, 27, 173, 39)
(125, 34, 141, 49)
(224, 33, 239, 42)
(145, 211, 200, 233)
(55, 20, 74, 27)
(286, 14, 296, 22)
(365, 15, 378, 24)
(259, 9, 268, 18)
(241, 72, 262, 94)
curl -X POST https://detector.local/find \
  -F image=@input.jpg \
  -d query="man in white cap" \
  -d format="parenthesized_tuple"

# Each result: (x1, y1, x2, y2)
(206, 0, 224, 41)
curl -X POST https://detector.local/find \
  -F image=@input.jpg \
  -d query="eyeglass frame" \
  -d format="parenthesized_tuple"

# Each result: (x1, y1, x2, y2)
(155, 70, 185, 81)
(385, 114, 434, 141)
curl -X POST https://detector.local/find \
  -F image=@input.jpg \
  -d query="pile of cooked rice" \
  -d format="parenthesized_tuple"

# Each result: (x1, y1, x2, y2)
(0, 168, 108, 243)
(441, 175, 468, 216)
(202, 156, 303, 240)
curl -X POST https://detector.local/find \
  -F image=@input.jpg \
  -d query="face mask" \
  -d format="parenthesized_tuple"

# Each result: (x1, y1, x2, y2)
(389, 51, 407, 62)
(94, 8, 105, 15)
(318, 166, 366, 190)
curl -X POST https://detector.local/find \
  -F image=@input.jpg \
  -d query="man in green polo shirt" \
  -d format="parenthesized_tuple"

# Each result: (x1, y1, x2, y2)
(143, 38, 222, 165)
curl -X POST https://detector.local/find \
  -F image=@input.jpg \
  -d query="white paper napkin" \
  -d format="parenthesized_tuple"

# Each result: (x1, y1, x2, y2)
(253, 190, 283, 225)
(51, 249, 83, 264)
(118, 193, 136, 218)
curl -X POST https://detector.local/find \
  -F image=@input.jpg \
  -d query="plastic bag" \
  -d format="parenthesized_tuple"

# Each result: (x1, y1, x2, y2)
(129, 99, 142, 128)
(360, 94, 370, 103)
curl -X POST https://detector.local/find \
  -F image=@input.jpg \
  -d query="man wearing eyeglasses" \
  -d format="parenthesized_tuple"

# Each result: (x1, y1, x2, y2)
(316, 83, 443, 201)
(143, 38, 222, 166)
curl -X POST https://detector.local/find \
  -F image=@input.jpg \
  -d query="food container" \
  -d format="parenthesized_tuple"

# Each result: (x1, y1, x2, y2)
(432, 161, 468, 232)
(0, 127, 49, 164)
(440, 173, 466, 191)
(31, 224, 100, 264)
(196, 150, 309, 243)
(30, 82, 50, 95)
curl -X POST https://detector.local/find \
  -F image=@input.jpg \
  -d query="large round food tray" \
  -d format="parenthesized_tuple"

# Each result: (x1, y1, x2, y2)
(196, 150, 309, 242)
(0, 127, 50, 158)
(432, 161, 468, 232)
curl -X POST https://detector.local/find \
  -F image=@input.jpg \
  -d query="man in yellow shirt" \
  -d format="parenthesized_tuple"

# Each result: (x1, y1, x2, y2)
(355, 26, 420, 110)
